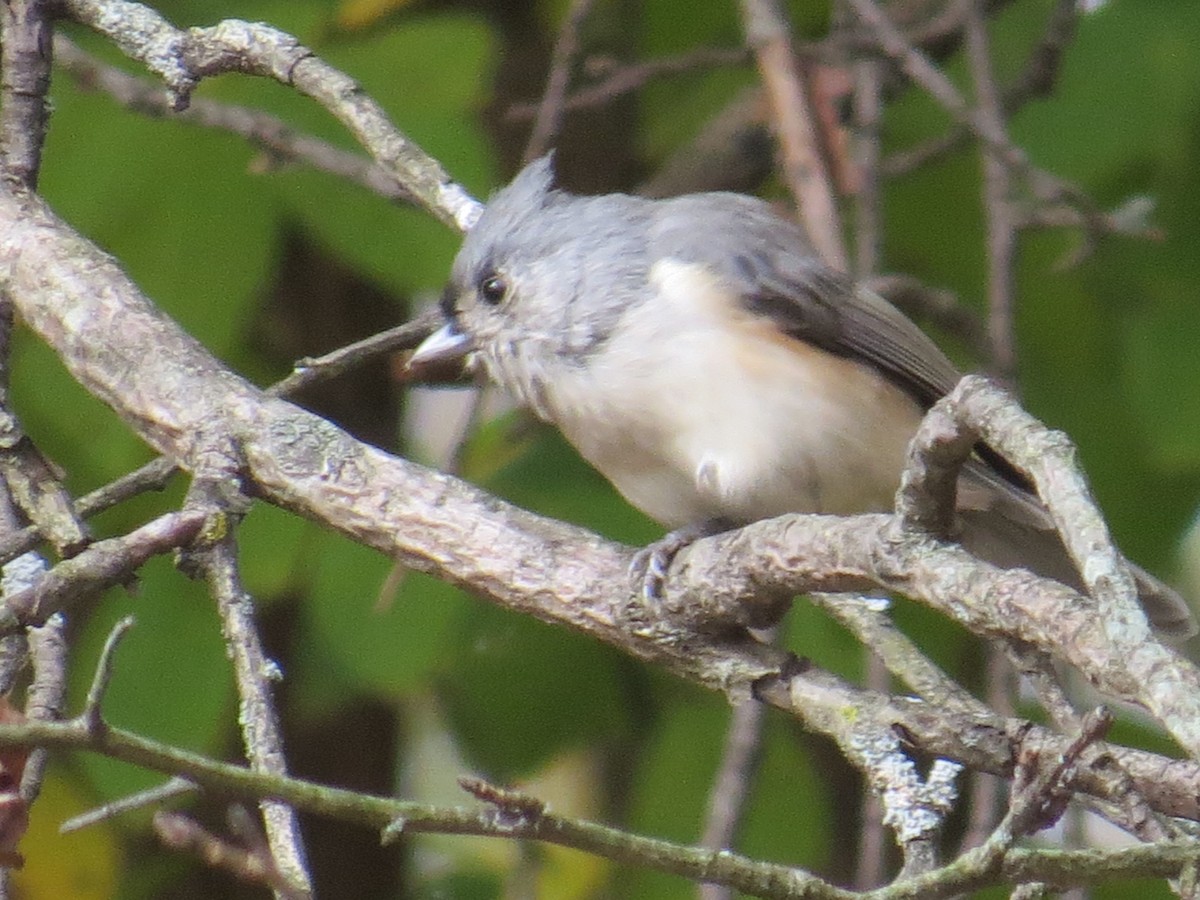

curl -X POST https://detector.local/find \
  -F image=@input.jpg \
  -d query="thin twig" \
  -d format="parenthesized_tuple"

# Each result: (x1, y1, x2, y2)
(506, 47, 749, 122)
(20, 613, 66, 804)
(882, 0, 1077, 179)
(699, 696, 767, 857)
(269, 309, 440, 398)
(81, 616, 135, 731)
(740, 0, 847, 268)
(1005, 643, 1079, 731)
(0, 713, 1195, 897)
(814, 593, 983, 716)
(60, 0, 481, 231)
(846, 0, 1100, 234)
(852, 57, 883, 278)
(52, 35, 417, 207)
(61, 776, 195, 833)
(1002, 0, 1078, 110)
(943, 711, 1112, 888)
(0, 457, 175, 569)
(184, 490, 312, 898)
(155, 810, 311, 900)
(0, 510, 206, 631)
(8, 716, 865, 899)
(523, 0, 597, 163)
(964, 0, 1018, 381)
(697, 641, 774, 900)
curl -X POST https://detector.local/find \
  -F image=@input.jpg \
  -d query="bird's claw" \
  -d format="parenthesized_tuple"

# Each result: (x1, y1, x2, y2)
(629, 542, 675, 601)
(628, 519, 733, 602)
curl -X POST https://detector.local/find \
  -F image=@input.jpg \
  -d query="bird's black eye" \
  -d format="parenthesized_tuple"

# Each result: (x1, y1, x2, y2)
(478, 272, 508, 306)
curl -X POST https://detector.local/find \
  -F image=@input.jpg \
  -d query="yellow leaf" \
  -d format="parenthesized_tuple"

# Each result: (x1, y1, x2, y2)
(335, 0, 418, 32)
(11, 769, 122, 900)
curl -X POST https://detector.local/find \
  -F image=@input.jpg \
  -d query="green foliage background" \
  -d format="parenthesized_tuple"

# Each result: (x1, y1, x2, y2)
(11, 0, 1200, 896)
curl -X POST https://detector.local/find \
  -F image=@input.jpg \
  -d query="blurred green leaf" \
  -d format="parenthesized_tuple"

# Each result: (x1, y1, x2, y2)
(637, 0, 752, 163)
(617, 698, 726, 899)
(12, 763, 122, 900)
(739, 717, 831, 872)
(304, 534, 468, 697)
(237, 501, 312, 601)
(41, 77, 277, 362)
(438, 604, 631, 780)
(1122, 303, 1200, 472)
(69, 557, 232, 801)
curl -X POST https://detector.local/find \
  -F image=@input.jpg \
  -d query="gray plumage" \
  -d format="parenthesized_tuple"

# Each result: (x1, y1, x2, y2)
(416, 156, 1195, 638)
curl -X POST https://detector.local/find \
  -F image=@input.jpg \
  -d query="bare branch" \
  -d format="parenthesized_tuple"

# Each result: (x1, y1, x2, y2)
(523, 0, 598, 163)
(81, 615, 135, 731)
(181, 490, 312, 896)
(739, 0, 847, 268)
(0, 307, 438, 570)
(6, 179, 1200, 786)
(0, 510, 205, 630)
(0, 715, 1192, 897)
(964, 0, 1019, 380)
(60, 0, 480, 231)
(0, 0, 88, 562)
(3, 716, 861, 899)
(0, 0, 52, 190)
(155, 810, 310, 900)
(51, 35, 418, 207)
(506, 47, 749, 123)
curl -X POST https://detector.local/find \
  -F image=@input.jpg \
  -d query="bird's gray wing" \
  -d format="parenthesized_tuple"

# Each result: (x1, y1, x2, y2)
(652, 192, 962, 410)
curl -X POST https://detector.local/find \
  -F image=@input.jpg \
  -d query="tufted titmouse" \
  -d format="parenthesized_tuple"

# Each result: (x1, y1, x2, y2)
(411, 156, 1196, 638)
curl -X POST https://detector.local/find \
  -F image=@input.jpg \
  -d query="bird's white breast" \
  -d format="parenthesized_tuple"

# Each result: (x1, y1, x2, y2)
(530, 259, 925, 527)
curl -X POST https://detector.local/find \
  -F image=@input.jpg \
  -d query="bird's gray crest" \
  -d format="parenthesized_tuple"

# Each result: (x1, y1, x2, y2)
(476, 154, 560, 234)
(451, 154, 569, 286)
(496, 153, 557, 209)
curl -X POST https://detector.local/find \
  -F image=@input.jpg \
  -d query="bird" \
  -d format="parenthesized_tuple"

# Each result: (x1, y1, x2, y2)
(409, 156, 1196, 639)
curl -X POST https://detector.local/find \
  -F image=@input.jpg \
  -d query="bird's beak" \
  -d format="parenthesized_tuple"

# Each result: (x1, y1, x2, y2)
(408, 322, 475, 369)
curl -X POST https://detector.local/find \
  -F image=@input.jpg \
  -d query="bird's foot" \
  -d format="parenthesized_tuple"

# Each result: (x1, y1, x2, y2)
(629, 518, 733, 601)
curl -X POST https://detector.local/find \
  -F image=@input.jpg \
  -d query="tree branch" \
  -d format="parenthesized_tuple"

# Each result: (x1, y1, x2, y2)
(51, 34, 418, 207)
(181, 490, 312, 897)
(0, 715, 1191, 898)
(739, 0, 847, 268)
(60, 0, 480, 231)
